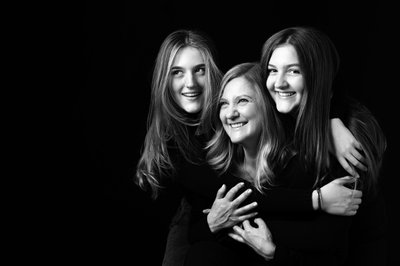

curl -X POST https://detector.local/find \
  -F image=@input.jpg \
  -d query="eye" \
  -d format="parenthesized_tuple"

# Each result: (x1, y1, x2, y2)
(238, 98, 249, 104)
(171, 69, 183, 76)
(288, 68, 301, 75)
(195, 66, 205, 75)
(267, 68, 277, 74)
(219, 100, 228, 109)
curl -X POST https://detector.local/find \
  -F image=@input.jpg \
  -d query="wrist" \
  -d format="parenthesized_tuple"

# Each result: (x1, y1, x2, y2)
(261, 244, 276, 261)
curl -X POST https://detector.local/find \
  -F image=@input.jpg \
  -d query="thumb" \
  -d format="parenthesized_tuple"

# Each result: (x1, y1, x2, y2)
(202, 209, 211, 214)
(254, 218, 267, 230)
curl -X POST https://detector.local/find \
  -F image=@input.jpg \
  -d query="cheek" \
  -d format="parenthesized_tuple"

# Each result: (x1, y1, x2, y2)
(171, 79, 182, 93)
(293, 78, 305, 93)
(197, 76, 206, 90)
(219, 110, 225, 123)
(266, 78, 274, 92)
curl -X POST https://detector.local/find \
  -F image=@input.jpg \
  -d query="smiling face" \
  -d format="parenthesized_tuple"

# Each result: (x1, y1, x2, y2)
(266, 44, 305, 116)
(219, 77, 262, 150)
(170, 46, 206, 114)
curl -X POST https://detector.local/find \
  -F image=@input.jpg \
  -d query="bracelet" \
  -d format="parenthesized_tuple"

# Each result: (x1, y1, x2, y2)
(316, 187, 323, 210)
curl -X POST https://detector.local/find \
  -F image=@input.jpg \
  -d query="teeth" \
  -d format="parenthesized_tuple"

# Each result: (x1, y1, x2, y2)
(277, 91, 295, 97)
(182, 92, 201, 97)
(230, 122, 245, 128)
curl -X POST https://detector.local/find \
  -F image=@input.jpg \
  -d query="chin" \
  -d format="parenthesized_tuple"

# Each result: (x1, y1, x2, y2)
(184, 106, 202, 114)
(276, 104, 294, 114)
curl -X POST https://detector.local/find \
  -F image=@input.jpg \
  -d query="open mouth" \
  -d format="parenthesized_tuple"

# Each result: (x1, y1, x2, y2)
(182, 91, 202, 98)
(277, 91, 296, 97)
(230, 122, 247, 128)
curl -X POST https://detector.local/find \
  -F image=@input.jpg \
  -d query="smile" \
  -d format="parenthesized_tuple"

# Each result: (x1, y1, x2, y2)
(230, 122, 247, 128)
(277, 91, 295, 97)
(182, 91, 202, 98)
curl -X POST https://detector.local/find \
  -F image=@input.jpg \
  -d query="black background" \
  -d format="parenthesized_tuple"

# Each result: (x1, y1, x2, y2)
(76, 1, 397, 265)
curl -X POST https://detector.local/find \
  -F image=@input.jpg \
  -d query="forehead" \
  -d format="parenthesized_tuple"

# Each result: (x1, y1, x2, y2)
(269, 44, 299, 64)
(172, 46, 204, 67)
(222, 77, 256, 97)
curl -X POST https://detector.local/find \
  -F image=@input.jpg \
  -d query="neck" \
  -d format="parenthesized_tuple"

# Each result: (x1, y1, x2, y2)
(242, 146, 258, 178)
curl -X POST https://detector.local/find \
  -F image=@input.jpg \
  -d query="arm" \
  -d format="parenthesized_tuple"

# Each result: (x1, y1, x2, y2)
(330, 91, 367, 177)
(331, 118, 367, 177)
(228, 217, 347, 265)
(345, 190, 387, 265)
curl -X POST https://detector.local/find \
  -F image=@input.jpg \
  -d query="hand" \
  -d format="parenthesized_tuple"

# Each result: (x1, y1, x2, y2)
(330, 118, 367, 177)
(229, 218, 275, 261)
(204, 183, 258, 233)
(320, 176, 362, 216)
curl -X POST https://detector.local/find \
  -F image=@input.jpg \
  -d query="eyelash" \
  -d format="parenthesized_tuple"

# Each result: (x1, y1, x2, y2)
(196, 67, 205, 74)
(267, 68, 301, 74)
(171, 70, 183, 76)
(171, 67, 205, 76)
(219, 98, 249, 107)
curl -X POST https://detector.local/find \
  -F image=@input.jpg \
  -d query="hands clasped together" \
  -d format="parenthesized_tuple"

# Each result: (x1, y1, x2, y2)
(203, 176, 363, 260)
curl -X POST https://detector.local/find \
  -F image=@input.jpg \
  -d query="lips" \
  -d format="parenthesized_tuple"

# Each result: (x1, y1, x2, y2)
(229, 122, 247, 128)
(182, 91, 202, 97)
(276, 91, 295, 97)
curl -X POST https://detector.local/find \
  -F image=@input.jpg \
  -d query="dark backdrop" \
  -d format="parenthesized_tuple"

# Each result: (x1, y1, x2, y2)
(76, 1, 397, 265)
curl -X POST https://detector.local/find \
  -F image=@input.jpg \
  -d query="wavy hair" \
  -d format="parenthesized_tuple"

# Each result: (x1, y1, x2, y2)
(135, 29, 223, 199)
(260, 26, 340, 187)
(206, 62, 284, 192)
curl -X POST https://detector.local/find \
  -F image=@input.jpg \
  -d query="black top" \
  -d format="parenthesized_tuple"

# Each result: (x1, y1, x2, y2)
(156, 99, 386, 265)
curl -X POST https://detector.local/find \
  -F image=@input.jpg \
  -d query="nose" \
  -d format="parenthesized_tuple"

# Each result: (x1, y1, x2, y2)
(274, 73, 288, 89)
(185, 72, 197, 88)
(226, 105, 239, 120)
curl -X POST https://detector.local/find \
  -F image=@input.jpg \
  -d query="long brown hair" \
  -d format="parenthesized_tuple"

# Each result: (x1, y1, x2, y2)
(136, 29, 223, 199)
(260, 26, 340, 187)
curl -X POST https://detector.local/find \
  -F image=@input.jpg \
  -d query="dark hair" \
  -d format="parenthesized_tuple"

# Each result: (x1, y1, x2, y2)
(260, 26, 340, 187)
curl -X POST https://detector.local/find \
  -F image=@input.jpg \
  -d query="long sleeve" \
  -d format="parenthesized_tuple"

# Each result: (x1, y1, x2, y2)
(344, 189, 388, 266)
(330, 78, 350, 120)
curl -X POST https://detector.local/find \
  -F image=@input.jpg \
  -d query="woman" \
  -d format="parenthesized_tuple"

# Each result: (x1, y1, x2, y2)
(134, 29, 365, 266)
(202, 27, 386, 265)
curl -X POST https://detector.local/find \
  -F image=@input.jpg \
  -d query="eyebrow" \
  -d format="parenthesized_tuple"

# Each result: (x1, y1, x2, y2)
(220, 94, 254, 102)
(268, 63, 300, 68)
(171, 63, 205, 70)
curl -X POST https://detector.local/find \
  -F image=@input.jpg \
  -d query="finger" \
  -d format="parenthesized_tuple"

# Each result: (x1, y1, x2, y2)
(235, 202, 258, 215)
(225, 182, 245, 200)
(254, 218, 267, 231)
(236, 212, 258, 223)
(334, 176, 357, 185)
(228, 232, 244, 243)
(350, 148, 367, 165)
(346, 155, 367, 172)
(232, 189, 253, 207)
(351, 197, 362, 205)
(351, 190, 363, 199)
(233, 225, 245, 235)
(202, 209, 210, 214)
(215, 184, 227, 199)
(352, 140, 364, 152)
(242, 219, 252, 230)
(338, 158, 358, 177)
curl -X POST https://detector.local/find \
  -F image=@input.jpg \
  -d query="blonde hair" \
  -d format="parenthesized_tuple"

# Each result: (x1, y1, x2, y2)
(207, 62, 284, 192)
(135, 29, 222, 199)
